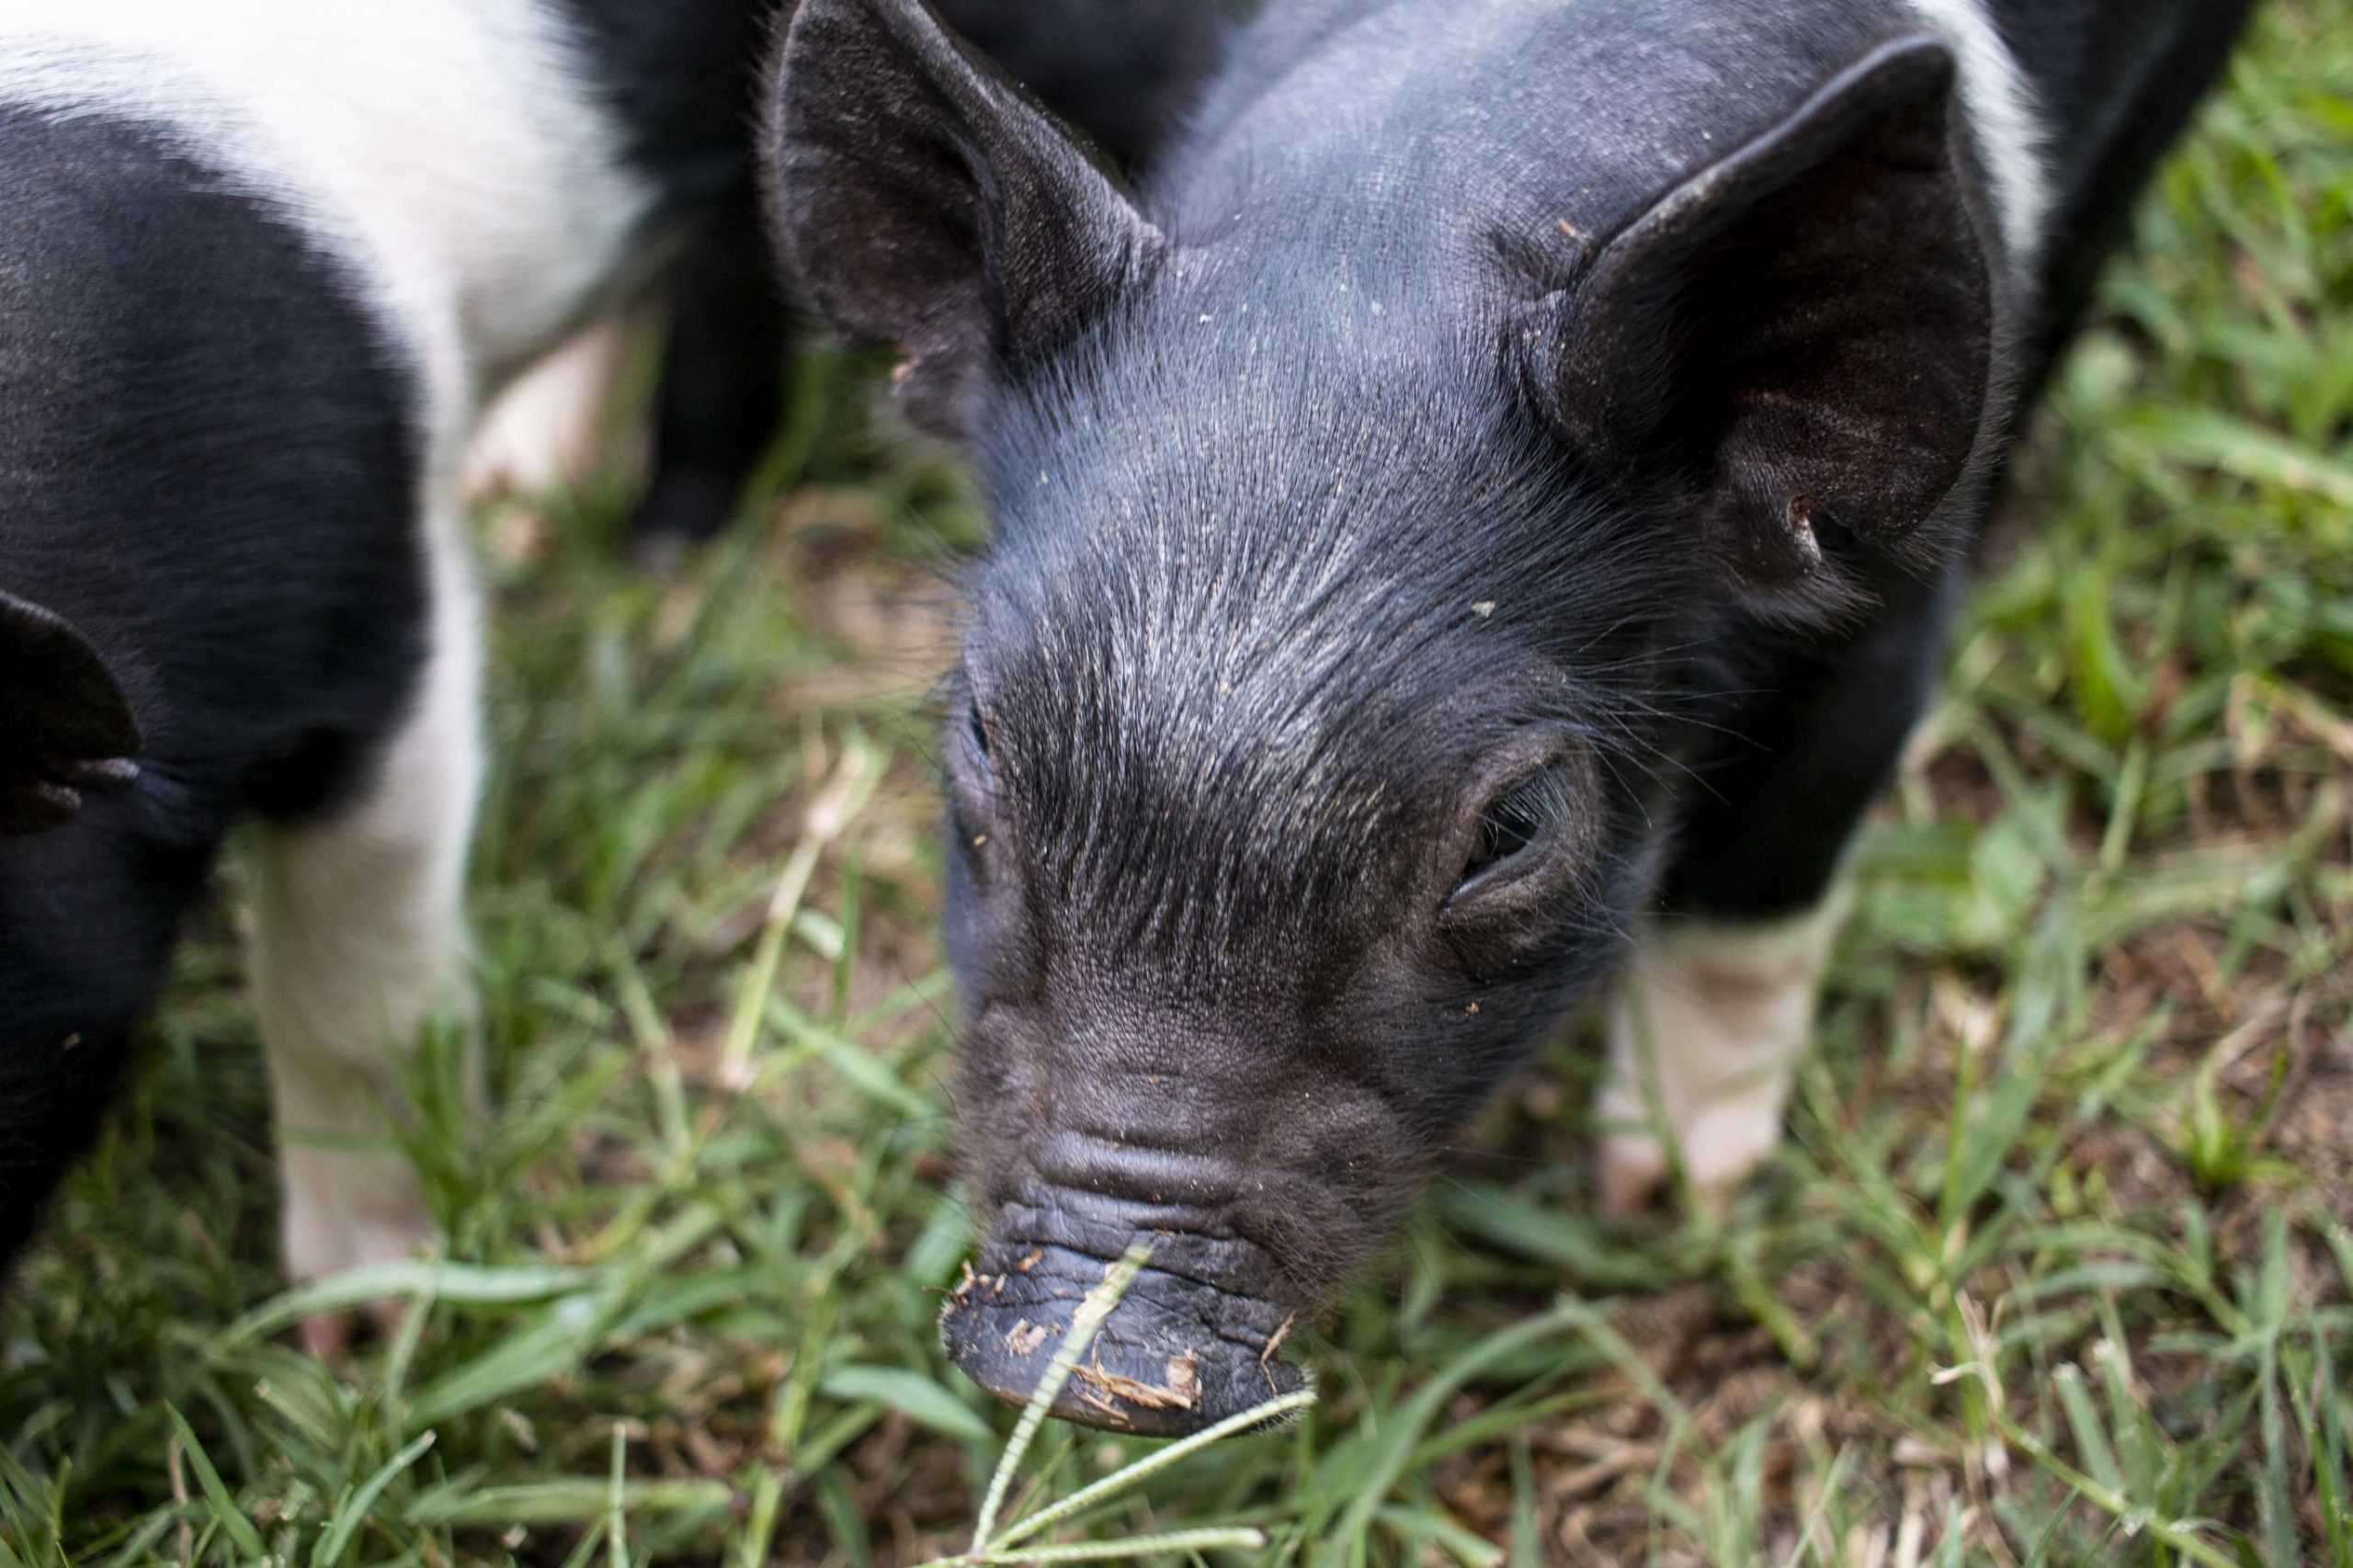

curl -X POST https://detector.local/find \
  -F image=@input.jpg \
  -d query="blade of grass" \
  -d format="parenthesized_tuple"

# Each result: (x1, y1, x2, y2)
(818, 1366, 994, 1444)
(1507, 1435, 1541, 1568)
(719, 734, 881, 1087)
(2050, 1365, 2125, 1497)
(970, 1240, 1152, 1551)
(313, 1431, 437, 1568)
(1322, 1298, 1597, 1562)
(213, 1259, 596, 1346)
(978, 1527, 1269, 1563)
(607, 1423, 631, 1568)
(734, 1469, 786, 1568)
(991, 1388, 1317, 1551)
(1377, 1504, 1505, 1567)
(163, 1407, 264, 1558)
(406, 1479, 734, 1527)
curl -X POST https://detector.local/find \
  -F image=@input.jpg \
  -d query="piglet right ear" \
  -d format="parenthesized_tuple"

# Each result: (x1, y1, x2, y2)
(764, 0, 1166, 440)
(0, 588, 142, 834)
(1519, 37, 1995, 604)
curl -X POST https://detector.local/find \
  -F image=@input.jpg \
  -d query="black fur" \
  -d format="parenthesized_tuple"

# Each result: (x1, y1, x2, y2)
(0, 105, 421, 1247)
(766, 0, 1170, 441)
(549, 0, 785, 554)
(625, 197, 793, 562)
(921, 0, 1230, 174)
(0, 0, 1233, 1292)
(1665, 0, 2260, 923)
(766, 0, 2255, 1430)
(555, 0, 782, 216)
(558, 0, 1223, 205)
(1990, 0, 2262, 398)
(1525, 37, 1995, 596)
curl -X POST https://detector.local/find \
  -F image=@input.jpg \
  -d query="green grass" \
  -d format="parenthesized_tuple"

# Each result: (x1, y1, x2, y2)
(6, 6, 2352, 1562)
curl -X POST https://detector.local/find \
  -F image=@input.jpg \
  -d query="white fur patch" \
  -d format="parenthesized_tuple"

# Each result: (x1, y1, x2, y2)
(249, 502, 483, 1284)
(1595, 895, 1849, 1214)
(0, 0, 657, 473)
(1904, 0, 2050, 270)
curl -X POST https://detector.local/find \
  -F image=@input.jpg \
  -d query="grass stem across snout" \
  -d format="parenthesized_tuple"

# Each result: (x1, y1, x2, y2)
(920, 1240, 1316, 1565)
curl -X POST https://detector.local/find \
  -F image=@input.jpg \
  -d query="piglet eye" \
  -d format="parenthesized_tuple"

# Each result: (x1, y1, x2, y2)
(949, 698, 999, 869)
(1455, 774, 1554, 894)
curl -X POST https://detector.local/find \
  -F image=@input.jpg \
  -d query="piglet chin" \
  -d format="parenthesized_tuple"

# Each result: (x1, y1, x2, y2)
(940, 1236, 1308, 1437)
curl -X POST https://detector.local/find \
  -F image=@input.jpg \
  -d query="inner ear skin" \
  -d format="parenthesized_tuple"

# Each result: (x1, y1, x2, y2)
(765, 0, 1168, 443)
(1519, 36, 1995, 600)
(1699, 84, 1991, 566)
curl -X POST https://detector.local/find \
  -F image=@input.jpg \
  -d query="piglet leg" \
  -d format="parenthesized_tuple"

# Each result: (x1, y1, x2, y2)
(1595, 896, 1847, 1219)
(249, 506, 482, 1348)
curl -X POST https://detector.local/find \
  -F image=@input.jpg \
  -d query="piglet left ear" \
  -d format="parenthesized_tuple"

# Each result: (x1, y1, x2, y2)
(764, 0, 1165, 441)
(0, 588, 142, 834)
(1521, 36, 1998, 595)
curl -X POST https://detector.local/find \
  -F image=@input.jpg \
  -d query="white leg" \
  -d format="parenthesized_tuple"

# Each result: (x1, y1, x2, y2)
(250, 509, 482, 1317)
(1594, 894, 1848, 1217)
(460, 311, 637, 502)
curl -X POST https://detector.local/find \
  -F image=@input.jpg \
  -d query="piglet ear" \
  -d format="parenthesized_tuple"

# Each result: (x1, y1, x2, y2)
(764, 0, 1166, 440)
(1521, 36, 1997, 595)
(0, 588, 142, 834)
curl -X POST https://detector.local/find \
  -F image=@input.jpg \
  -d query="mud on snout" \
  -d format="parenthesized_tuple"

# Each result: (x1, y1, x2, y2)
(939, 1222, 1310, 1437)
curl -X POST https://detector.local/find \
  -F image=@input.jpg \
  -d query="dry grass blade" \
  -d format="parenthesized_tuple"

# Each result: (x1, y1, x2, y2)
(968, 1240, 1153, 1553)
(719, 731, 882, 1087)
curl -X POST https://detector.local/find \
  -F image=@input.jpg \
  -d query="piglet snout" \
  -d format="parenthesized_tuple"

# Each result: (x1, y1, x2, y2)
(940, 1194, 1307, 1436)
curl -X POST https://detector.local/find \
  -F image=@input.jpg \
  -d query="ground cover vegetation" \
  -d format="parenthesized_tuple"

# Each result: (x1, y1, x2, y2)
(4, 6, 2349, 1561)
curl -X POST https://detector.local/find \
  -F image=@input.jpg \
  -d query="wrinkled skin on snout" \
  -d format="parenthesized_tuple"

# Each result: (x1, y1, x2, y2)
(767, 0, 2003, 1432)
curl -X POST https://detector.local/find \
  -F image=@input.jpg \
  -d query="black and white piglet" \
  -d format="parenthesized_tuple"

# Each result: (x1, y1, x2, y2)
(764, 0, 2256, 1432)
(0, 0, 1221, 1324)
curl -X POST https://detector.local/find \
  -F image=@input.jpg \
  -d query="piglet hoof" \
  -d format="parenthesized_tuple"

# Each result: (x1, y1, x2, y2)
(297, 1296, 414, 1360)
(279, 1148, 438, 1357)
(297, 1310, 355, 1359)
(1676, 1101, 1788, 1214)
(1598, 1099, 1785, 1221)
(1597, 1133, 1670, 1219)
